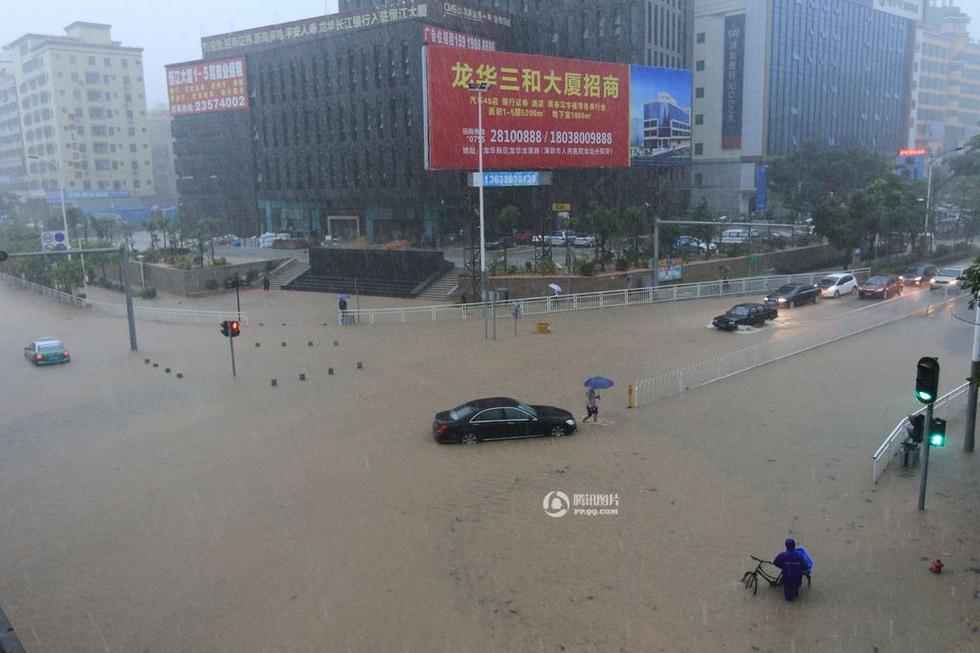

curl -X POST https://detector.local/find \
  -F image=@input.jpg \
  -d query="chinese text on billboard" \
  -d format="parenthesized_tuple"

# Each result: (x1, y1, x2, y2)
(722, 14, 745, 150)
(166, 58, 248, 116)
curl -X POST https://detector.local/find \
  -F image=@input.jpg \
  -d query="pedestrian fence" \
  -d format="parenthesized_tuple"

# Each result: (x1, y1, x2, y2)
(0, 271, 248, 325)
(339, 267, 871, 326)
(632, 292, 965, 409)
(872, 382, 970, 484)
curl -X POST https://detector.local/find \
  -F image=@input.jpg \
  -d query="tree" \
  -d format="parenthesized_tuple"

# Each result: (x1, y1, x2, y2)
(685, 199, 717, 254)
(191, 217, 219, 268)
(769, 143, 890, 213)
(622, 206, 647, 265)
(49, 258, 84, 295)
(584, 206, 621, 271)
(497, 204, 521, 235)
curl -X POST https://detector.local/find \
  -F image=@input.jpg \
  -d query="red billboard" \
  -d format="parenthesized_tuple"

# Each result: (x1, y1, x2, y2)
(166, 58, 248, 117)
(424, 47, 630, 170)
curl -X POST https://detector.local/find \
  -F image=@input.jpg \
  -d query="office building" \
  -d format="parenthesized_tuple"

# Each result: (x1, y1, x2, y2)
(691, 0, 922, 217)
(911, 1, 980, 152)
(148, 106, 178, 204)
(0, 69, 27, 195)
(172, 0, 693, 239)
(1, 22, 155, 211)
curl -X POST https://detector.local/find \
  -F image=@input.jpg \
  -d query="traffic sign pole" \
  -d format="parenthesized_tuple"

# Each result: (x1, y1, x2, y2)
(918, 402, 933, 511)
(229, 331, 237, 378)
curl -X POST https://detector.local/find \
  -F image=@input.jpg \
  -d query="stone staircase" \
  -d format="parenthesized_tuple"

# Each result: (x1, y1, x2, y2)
(269, 258, 309, 289)
(416, 269, 461, 302)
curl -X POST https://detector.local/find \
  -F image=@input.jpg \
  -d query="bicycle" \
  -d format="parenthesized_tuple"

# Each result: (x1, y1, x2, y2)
(741, 555, 812, 595)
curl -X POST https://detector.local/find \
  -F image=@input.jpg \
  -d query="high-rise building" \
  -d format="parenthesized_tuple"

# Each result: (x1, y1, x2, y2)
(171, 1, 693, 240)
(911, 2, 980, 152)
(1, 23, 155, 210)
(147, 106, 178, 204)
(691, 0, 922, 217)
(0, 69, 27, 195)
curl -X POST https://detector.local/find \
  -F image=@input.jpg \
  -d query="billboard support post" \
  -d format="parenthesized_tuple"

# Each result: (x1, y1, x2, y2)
(468, 81, 494, 340)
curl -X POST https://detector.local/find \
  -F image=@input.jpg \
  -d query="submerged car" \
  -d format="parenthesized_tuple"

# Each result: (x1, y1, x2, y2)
(930, 267, 965, 290)
(858, 275, 903, 299)
(24, 338, 71, 365)
(763, 283, 820, 308)
(712, 303, 778, 331)
(433, 397, 577, 444)
(817, 273, 857, 298)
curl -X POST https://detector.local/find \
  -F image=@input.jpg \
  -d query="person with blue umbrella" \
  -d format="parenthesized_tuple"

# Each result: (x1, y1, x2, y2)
(583, 377, 614, 423)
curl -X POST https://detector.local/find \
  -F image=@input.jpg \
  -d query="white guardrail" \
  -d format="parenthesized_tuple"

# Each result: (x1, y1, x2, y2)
(0, 271, 248, 325)
(872, 382, 970, 484)
(632, 292, 965, 409)
(339, 267, 872, 326)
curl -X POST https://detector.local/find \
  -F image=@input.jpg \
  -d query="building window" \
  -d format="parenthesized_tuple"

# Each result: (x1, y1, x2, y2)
(695, 114, 703, 125)
(694, 143, 703, 155)
(88, 56, 96, 66)
(696, 32, 705, 44)
(104, 57, 111, 67)
(695, 87, 704, 98)
(696, 60, 705, 71)
(695, 173, 703, 186)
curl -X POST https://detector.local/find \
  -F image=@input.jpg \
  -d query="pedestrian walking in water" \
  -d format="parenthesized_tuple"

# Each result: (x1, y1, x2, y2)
(772, 538, 806, 602)
(263, 274, 271, 291)
(583, 386, 600, 423)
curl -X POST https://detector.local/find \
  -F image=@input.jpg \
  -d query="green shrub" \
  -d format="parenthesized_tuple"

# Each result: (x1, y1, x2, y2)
(614, 257, 629, 271)
(173, 255, 194, 270)
(578, 261, 596, 276)
(212, 257, 228, 266)
(535, 258, 556, 274)
(524, 260, 534, 273)
(139, 287, 157, 299)
(246, 269, 258, 283)
(205, 278, 219, 290)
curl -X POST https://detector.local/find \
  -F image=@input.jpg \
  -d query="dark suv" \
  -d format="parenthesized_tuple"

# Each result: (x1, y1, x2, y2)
(900, 263, 938, 287)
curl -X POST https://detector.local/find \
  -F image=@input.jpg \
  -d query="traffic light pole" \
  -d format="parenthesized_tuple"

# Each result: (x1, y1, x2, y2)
(965, 303, 979, 453)
(119, 246, 138, 352)
(918, 402, 933, 511)
(228, 331, 237, 378)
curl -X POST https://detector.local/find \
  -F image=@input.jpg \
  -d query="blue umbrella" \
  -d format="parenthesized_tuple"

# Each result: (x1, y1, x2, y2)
(584, 376, 615, 389)
(337, 294, 351, 299)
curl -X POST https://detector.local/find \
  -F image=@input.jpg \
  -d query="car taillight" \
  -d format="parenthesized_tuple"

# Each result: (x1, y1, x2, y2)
(435, 424, 448, 434)
(33, 353, 42, 361)
(63, 351, 69, 357)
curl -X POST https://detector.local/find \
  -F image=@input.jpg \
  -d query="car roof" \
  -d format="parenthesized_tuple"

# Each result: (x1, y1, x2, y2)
(731, 303, 763, 309)
(820, 272, 850, 279)
(467, 397, 518, 409)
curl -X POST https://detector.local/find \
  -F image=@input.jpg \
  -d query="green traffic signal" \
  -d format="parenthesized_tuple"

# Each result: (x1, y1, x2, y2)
(929, 417, 946, 448)
(915, 357, 940, 405)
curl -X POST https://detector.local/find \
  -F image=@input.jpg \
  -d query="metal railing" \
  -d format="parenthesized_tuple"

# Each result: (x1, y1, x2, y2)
(632, 293, 964, 408)
(339, 267, 872, 326)
(872, 382, 970, 484)
(1, 271, 248, 325)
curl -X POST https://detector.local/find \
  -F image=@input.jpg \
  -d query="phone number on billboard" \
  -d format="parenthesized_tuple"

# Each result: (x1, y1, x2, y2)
(488, 129, 614, 145)
(188, 96, 247, 112)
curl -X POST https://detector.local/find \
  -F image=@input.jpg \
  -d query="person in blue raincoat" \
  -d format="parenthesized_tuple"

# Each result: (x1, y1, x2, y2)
(773, 538, 805, 601)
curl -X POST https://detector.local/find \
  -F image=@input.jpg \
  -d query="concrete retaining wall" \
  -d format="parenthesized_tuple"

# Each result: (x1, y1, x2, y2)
(102, 258, 289, 297)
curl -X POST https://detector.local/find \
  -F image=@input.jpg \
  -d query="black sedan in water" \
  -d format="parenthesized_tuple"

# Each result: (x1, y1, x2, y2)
(763, 283, 820, 308)
(433, 397, 577, 444)
(712, 303, 778, 331)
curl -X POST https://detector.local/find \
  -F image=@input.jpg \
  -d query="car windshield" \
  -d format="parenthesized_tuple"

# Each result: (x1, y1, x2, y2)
(729, 305, 751, 316)
(515, 401, 537, 418)
(817, 278, 837, 287)
(866, 276, 889, 285)
(940, 268, 962, 277)
(904, 267, 923, 276)
(37, 344, 63, 353)
(774, 285, 797, 294)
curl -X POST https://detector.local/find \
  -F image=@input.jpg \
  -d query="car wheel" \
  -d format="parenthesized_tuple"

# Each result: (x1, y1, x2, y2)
(813, 294, 819, 304)
(834, 290, 840, 298)
(550, 425, 566, 437)
(460, 433, 478, 445)
(788, 300, 795, 308)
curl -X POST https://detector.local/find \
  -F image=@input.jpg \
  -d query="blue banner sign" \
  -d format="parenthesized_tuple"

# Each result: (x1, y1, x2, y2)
(471, 171, 541, 187)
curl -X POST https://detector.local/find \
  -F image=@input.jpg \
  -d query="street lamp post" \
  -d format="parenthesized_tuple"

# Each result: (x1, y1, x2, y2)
(468, 80, 494, 340)
(925, 146, 965, 254)
(136, 255, 145, 288)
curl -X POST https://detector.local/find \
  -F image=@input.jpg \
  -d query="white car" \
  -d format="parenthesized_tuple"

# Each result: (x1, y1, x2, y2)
(930, 266, 965, 290)
(817, 272, 857, 298)
(549, 231, 577, 246)
(573, 234, 596, 248)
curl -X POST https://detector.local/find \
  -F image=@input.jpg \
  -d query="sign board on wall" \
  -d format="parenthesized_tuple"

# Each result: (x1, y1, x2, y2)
(721, 14, 745, 150)
(868, 0, 924, 21)
(424, 46, 692, 170)
(166, 58, 248, 116)
(201, 1, 511, 57)
(422, 24, 495, 51)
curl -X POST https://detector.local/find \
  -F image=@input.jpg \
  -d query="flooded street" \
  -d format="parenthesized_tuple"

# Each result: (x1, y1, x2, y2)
(1, 284, 976, 652)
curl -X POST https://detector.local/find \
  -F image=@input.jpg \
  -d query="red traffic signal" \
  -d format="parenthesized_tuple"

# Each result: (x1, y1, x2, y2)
(230, 320, 240, 337)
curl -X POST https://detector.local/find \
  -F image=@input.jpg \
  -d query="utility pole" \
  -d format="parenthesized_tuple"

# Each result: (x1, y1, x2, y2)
(229, 328, 237, 378)
(918, 402, 933, 511)
(119, 245, 138, 351)
(966, 303, 979, 453)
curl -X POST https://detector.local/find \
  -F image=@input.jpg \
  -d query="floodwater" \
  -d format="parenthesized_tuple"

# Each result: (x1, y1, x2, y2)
(0, 283, 977, 652)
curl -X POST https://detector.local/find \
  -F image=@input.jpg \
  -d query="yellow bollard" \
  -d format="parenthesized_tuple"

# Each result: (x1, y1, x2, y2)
(627, 384, 634, 409)
(536, 322, 551, 334)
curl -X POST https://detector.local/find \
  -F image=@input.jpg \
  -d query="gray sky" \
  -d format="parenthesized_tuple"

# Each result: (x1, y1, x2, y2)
(1, 0, 339, 107)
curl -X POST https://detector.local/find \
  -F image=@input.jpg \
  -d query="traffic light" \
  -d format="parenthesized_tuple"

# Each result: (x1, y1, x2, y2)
(906, 414, 925, 443)
(230, 320, 240, 337)
(915, 357, 940, 404)
(220, 320, 230, 337)
(0, 250, 7, 262)
(929, 417, 946, 448)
